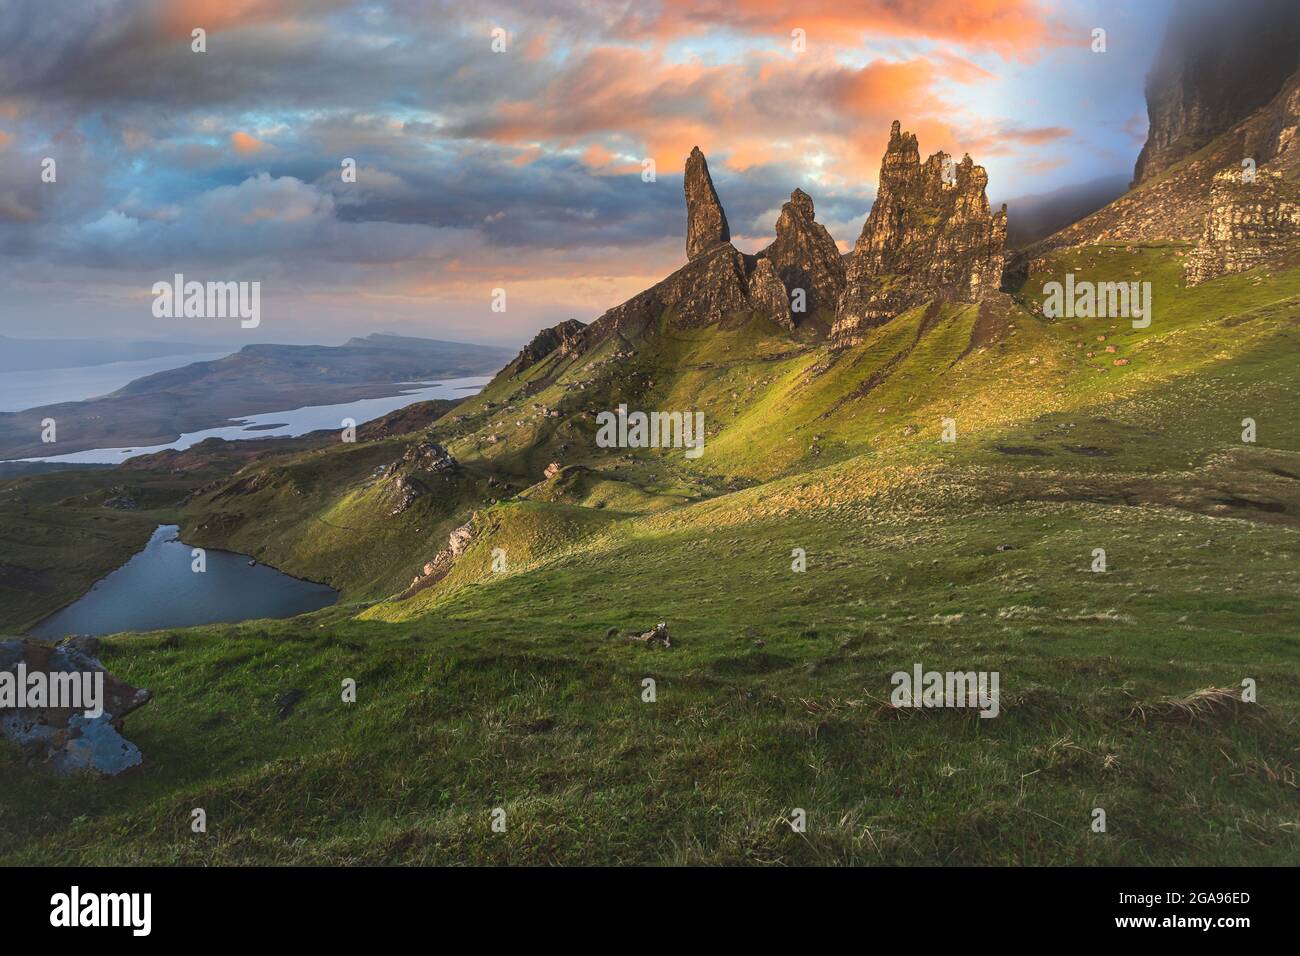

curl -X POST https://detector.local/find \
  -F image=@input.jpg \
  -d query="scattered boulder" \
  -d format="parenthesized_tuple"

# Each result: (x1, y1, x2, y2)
(629, 622, 672, 648)
(275, 689, 304, 721)
(0, 636, 152, 776)
(101, 485, 138, 510)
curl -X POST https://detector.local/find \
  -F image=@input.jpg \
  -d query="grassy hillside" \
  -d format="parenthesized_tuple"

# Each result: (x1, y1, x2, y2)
(2, 244, 1298, 865)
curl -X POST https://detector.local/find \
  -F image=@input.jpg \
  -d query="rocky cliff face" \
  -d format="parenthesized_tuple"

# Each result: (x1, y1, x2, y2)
(833, 122, 1006, 343)
(685, 146, 731, 260)
(1186, 169, 1300, 285)
(756, 188, 846, 319)
(510, 319, 588, 375)
(1132, 0, 1300, 187)
(1028, 69, 1300, 262)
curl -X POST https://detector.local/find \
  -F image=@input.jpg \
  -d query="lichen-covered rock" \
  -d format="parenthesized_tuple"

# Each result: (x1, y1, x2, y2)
(1185, 168, 1300, 285)
(746, 257, 792, 328)
(834, 122, 1006, 342)
(685, 146, 730, 260)
(757, 188, 845, 320)
(0, 636, 152, 776)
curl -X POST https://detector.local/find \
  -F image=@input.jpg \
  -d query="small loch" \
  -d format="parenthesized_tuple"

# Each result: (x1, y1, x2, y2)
(28, 525, 338, 639)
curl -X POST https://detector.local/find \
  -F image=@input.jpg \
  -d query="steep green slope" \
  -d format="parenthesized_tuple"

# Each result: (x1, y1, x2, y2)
(181, 243, 1298, 608)
(5, 246, 1297, 866)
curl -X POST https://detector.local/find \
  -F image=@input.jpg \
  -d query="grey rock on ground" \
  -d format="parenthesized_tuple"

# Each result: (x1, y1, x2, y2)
(1, 636, 152, 776)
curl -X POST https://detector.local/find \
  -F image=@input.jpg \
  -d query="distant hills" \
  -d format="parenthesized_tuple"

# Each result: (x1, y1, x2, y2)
(0, 334, 513, 460)
(999, 175, 1129, 250)
(0, 336, 225, 373)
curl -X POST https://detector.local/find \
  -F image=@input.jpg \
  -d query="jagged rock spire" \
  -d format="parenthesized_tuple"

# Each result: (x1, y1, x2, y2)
(833, 121, 1007, 342)
(684, 146, 730, 260)
(758, 187, 846, 319)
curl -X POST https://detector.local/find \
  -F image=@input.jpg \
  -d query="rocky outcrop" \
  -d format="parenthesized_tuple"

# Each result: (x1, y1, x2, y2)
(583, 153, 774, 340)
(520, 136, 1010, 360)
(685, 146, 730, 260)
(1, 635, 152, 776)
(1133, 0, 1300, 186)
(746, 257, 793, 328)
(833, 122, 1006, 343)
(757, 188, 846, 320)
(102, 485, 138, 510)
(510, 319, 588, 375)
(384, 440, 458, 515)
(403, 518, 475, 597)
(628, 622, 672, 648)
(1185, 169, 1300, 284)
(391, 439, 458, 475)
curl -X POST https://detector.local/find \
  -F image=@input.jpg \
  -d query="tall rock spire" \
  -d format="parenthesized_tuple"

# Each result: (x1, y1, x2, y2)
(757, 188, 846, 320)
(684, 147, 730, 260)
(833, 121, 1007, 342)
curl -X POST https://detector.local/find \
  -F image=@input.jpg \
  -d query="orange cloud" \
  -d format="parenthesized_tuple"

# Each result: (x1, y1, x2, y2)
(232, 131, 267, 154)
(157, 0, 349, 38)
(638, 0, 1064, 57)
(474, 46, 997, 187)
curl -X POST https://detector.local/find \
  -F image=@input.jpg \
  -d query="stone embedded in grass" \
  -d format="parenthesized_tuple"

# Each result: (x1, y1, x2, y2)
(0, 635, 152, 776)
(628, 622, 672, 648)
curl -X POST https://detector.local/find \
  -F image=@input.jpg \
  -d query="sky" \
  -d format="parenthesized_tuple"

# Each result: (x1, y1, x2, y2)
(0, 0, 1177, 349)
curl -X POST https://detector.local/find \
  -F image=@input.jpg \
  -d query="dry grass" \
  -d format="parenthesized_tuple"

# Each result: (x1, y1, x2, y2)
(1131, 685, 1260, 726)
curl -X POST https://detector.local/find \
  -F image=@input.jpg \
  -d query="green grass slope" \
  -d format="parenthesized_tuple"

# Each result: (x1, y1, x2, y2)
(2, 245, 1298, 865)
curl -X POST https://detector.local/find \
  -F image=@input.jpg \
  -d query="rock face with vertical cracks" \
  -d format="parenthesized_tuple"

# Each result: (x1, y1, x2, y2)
(757, 188, 846, 322)
(684, 146, 731, 260)
(1185, 169, 1300, 285)
(834, 122, 1007, 344)
(0, 635, 152, 776)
